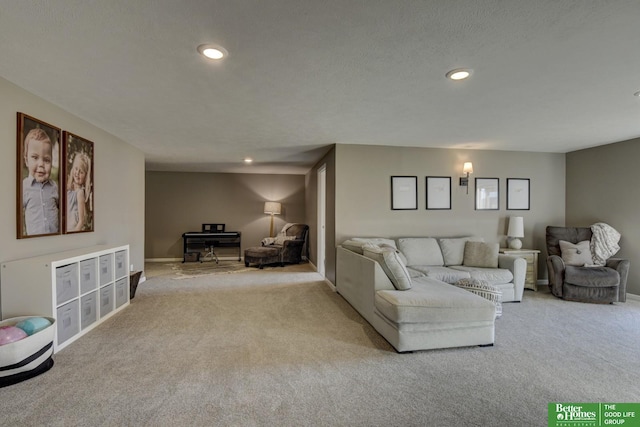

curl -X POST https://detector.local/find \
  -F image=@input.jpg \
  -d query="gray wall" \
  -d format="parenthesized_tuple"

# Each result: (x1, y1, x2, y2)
(305, 147, 336, 283)
(566, 139, 640, 295)
(335, 144, 566, 281)
(0, 77, 145, 272)
(145, 171, 305, 259)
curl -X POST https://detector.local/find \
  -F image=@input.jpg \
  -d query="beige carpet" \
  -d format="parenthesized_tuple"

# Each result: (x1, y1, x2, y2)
(144, 259, 287, 279)
(1, 264, 639, 426)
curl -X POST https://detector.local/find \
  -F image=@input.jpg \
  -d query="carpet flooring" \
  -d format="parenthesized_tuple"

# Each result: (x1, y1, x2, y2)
(144, 260, 259, 279)
(1, 264, 639, 426)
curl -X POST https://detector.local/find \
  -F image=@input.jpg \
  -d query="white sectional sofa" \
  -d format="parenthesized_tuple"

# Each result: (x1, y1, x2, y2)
(336, 237, 527, 352)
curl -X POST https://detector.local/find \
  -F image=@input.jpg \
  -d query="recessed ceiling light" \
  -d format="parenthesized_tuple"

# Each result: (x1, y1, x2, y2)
(446, 68, 472, 81)
(243, 158, 253, 164)
(197, 44, 228, 60)
(634, 91, 640, 97)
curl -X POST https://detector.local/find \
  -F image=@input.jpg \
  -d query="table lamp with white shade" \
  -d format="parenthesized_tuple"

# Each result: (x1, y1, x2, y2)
(507, 216, 524, 249)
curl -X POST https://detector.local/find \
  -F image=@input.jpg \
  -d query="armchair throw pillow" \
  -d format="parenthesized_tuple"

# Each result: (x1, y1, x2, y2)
(559, 240, 593, 266)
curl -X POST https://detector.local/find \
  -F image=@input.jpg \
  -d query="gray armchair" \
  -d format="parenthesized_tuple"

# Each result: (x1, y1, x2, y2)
(546, 226, 629, 303)
(264, 223, 309, 265)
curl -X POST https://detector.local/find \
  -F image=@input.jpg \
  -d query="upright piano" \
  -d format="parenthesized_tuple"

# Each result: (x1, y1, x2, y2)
(182, 224, 241, 262)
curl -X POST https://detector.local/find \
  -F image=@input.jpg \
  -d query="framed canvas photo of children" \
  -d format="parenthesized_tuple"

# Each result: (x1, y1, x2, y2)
(17, 113, 62, 239)
(62, 131, 94, 234)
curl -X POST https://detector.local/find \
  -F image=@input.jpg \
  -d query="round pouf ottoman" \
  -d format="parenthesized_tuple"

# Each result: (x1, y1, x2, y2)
(244, 246, 281, 269)
(454, 278, 503, 318)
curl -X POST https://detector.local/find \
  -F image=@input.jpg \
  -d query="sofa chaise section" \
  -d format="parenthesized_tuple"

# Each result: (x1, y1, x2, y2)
(336, 247, 496, 352)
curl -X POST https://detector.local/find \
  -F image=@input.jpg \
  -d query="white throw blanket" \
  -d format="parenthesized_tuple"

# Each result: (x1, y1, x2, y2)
(590, 223, 620, 265)
(261, 223, 296, 246)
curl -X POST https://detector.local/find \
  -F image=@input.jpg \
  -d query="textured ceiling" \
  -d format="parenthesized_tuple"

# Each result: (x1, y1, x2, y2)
(1, 1, 639, 174)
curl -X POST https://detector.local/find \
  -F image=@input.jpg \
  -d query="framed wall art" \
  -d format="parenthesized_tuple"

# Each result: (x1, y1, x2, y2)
(16, 113, 62, 238)
(62, 131, 95, 233)
(391, 176, 418, 210)
(426, 176, 451, 210)
(475, 178, 499, 210)
(507, 178, 530, 210)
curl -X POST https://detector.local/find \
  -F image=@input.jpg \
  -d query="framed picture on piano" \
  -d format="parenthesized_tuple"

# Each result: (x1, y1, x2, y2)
(202, 223, 225, 232)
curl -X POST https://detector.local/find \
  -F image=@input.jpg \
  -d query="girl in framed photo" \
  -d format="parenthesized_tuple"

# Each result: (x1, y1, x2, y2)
(66, 151, 92, 232)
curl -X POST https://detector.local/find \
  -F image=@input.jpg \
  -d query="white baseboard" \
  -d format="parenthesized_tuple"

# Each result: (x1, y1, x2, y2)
(324, 279, 337, 292)
(626, 293, 640, 301)
(307, 260, 336, 292)
(537, 279, 549, 286)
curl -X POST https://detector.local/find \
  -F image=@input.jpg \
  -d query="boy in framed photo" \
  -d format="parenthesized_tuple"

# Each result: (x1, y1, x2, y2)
(22, 128, 59, 235)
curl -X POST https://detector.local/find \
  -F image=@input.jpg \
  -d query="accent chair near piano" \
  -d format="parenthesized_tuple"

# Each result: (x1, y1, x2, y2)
(245, 223, 309, 269)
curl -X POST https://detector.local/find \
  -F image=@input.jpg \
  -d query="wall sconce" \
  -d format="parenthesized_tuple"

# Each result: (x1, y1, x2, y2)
(459, 162, 473, 194)
(264, 201, 282, 237)
(507, 216, 524, 249)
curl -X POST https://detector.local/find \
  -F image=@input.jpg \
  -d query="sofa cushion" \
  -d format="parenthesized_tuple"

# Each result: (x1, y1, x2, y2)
(379, 243, 408, 266)
(449, 266, 514, 285)
(397, 238, 444, 266)
(408, 266, 471, 283)
(405, 267, 427, 279)
(463, 242, 499, 268)
(341, 239, 368, 254)
(559, 240, 593, 266)
(438, 237, 484, 266)
(353, 237, 397, 249)
(362, 246, 412, 290)
(565, 266, 620, 288)
(375, 277, 495, 324)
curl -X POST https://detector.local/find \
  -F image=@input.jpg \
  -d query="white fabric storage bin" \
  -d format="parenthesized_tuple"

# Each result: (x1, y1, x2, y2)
(55, 263, 78, 305)
(79, 258, 97, 294)
(115, 250, 127, 279)
(0, 316, 55, 388)
(99, 254, 113, 286)
(100, 284, 114, 318)
(115, 278, 128, 309)
(80, 292, 97, 329)
(56, 300, 80, 345)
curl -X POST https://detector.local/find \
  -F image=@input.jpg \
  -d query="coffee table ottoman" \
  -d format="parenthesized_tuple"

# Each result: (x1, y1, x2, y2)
(244, 246, 281, 269)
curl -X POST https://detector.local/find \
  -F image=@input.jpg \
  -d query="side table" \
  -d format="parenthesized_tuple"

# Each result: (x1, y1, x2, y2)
(499, 248, 540, 291)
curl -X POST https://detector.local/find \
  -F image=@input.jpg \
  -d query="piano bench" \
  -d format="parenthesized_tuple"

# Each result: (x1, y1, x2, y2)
(244, 247, 281, 269)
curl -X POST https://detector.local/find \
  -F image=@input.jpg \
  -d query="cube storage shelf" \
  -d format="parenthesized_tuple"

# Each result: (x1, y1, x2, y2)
(1, 244, 130, 353)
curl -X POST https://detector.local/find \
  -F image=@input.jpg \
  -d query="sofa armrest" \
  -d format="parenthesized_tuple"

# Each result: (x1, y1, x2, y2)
(498, 254, 526, 302)
(606, 258, 630, 302)
(336, 247, 395, 325)
(546, 254, 565, 298)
